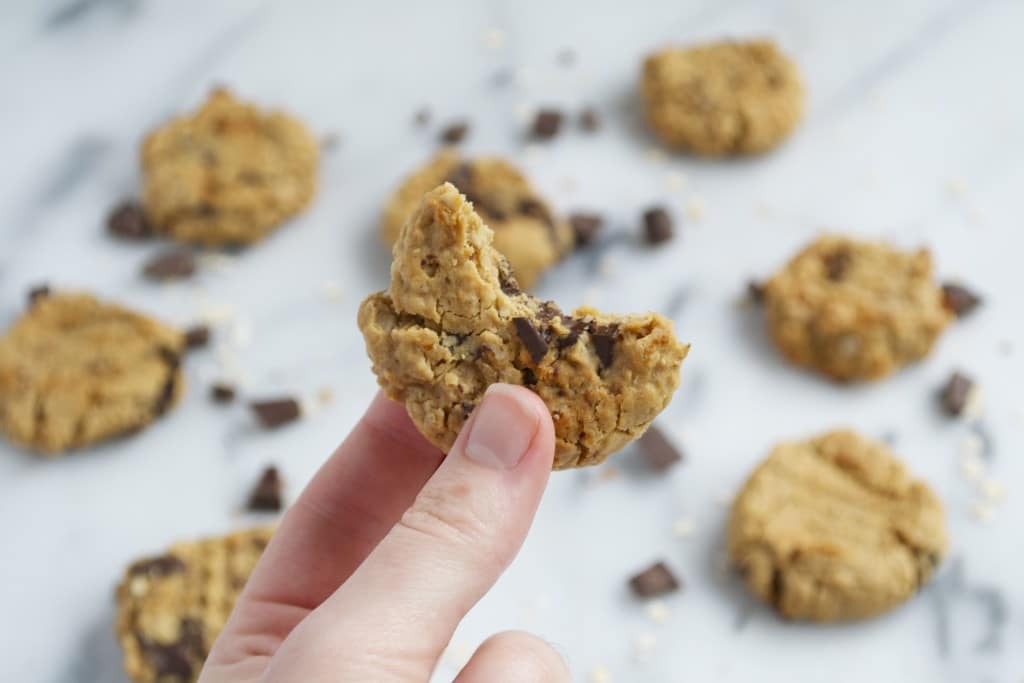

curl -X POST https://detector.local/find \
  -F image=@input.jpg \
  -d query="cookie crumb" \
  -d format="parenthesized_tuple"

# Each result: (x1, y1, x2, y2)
(645, 147, 667, 163)
(211, 383, 236, 403)
(685, 195, 706, 222)
(532, 109, 564, 140)
(322, 280, 345, 302)
(645, 600, 671, 623)
(980, 479, 1006, 502)
(482, 27, 506, 50)
(440, 121, 470, 145)
(183, 325, 211, 349)
(665, 170, 688, 192)
(579, 108, 601, 132)
(971, 501, 994, 523)
(590, 666, 613, 683)
(250, 398, 301, 428)
(671, 515, 696, 539)
(317, 386, 334, 405)
(633, 632, 657, 662)
(569, 213, 603, 247)
(945, 177, 968, 198)
(246, 466, 283, 512)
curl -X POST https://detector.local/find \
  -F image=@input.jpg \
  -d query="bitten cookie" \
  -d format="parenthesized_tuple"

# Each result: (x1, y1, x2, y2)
(728, 430, 947, 622)
(641, 39, 803, 155)
(0, 292, 184, 454)
(359, 183, 689, 469)
(381, 151, 573, 289)
(763, 235, 952, 381)
(142, 88, 319, 246)
(116, 527, 273, 683)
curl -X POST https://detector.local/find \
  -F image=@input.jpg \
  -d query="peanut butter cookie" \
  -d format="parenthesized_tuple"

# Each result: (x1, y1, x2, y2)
(729, 430, 947, 621)
(142, 88, 318, 246)
(360, 183, 689, 469)
(641, 39, 803, 155)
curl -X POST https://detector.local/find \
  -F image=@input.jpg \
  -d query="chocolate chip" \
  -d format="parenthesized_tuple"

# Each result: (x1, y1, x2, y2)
(942, 283, 982, 317)
(629, 561, 681, 598)
(183, 325, 210, 349)
(141, 640, 193, 679)
(128, 554, 185, 578)
(440, 121, 470, 144)
(569, 213, 603, 247)
(27, 284, 51, 306)
(747, 280, 765, 304)
(250, 398, 301, 428)
(247, 466, 283, 512)
(638, 425, 682, 471)
(579, 108, 601, 132)
(940, 371, 974, 417)
(107, 201, 151, 239)
(414, 107, 431, 127)
(519, 198, 552, 225)
(210, 383, 236, 403)
(824, 249, 852, 281)
(513, 317, 548, 364)
(531, 109, 564, 140)
(591, 326, 616, 368)
(143, 248, 195, 281)
(556, 319, 587, 350)
(499, 259, 522, 295)
(643, 207, 673, 244)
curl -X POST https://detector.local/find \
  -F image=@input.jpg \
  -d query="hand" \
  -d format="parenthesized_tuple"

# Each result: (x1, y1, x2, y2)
(200, 384, 569, 682)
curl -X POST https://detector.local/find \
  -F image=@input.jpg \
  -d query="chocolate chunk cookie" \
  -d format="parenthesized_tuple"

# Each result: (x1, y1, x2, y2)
(729, 430, 947, 622)
(762, 235, 952, 381)
(0, 292, 185, 454)
(142, 88, 319, 246)
(360, 183, 689, 469)
(380, 151, 573, 289)
(116, 527, 273, 683)
(641, 39, 804, 155)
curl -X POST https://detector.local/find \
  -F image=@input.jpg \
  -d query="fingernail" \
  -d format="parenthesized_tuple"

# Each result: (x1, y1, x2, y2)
(464, 384, 541, 469)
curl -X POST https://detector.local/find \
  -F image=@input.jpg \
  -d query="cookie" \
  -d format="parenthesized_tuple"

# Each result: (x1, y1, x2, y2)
(641, 39, 803, 156)
(142, 88, 319, 246)
(381, 151, 573, 289)
(763, 235, 952, 381)
(116, 527, 273, 683)
(0, 292, 185, 454)
(359, 183, 689, 469)
(728, 430, 947, 622)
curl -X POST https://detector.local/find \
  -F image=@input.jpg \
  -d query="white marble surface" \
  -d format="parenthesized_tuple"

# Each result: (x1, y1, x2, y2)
(2, 1, 1023, 681)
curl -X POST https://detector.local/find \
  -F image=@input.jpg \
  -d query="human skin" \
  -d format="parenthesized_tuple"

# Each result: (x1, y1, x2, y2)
(199, 384, 570, 683)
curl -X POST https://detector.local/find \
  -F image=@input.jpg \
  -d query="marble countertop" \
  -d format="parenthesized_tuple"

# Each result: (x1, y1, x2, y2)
(2, 1, 1023, 681)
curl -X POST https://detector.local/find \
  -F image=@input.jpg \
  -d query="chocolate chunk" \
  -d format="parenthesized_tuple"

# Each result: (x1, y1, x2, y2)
(27, 284, 51, 306)
(629, 561, 681, 598)
(638, 425, 682, 471)
(107, 201, 151, 239)
(513, 317, 548, 364)
(445, 162, 475, 192)
(824, 249, 852, 281)
(141, 640, 193, 679)
(579, 108, 601, 132)
(247, 466, 283, 512)
(942, 283, 982, 317)
(532, 109, 564, 140)
(440, 121, 470, 144)
(414, 107, 431, 127)
(183, 325, 210, 349)
(556, 318, 587, 350)
(569, 213, 603, 247)
(128, 554, 186, 578)
(143, 248, 195, 281)
(747, 280, 765, 304)
(153, 348, 180, 416)
(643, 207, 673, 244)
(591, 326, 616, 368)
(211, 383, 236, 403)
(940, 371, 974, 417)
(250, 398, 301, 428)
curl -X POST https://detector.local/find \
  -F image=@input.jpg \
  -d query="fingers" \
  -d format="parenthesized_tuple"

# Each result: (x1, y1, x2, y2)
(454, 632, 570, 683)
(207, 392, 444, 668)
(272, 383, 555, 681)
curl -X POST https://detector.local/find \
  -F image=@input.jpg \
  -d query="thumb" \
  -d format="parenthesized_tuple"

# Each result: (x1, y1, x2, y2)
(268, 383, 554, 682)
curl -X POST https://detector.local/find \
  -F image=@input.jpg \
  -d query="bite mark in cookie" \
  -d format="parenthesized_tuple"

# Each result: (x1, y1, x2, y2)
(359, 183, 689, 469)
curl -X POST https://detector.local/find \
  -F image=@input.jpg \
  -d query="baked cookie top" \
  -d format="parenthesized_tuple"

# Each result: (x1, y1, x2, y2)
(116, 527, 273, 683)
(142, 88, 319, 246)
(360, 183, 689, 469)
(728, 430, 947, 622)
(641, 39, 803, 155)
(381, 151, 572, 289)
(0, 292, 184, 454)
(763, 234, 952, 381)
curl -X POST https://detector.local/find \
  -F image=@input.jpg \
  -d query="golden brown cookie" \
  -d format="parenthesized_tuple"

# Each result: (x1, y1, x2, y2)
(729, 430, 948, 622)
(115, 527, 273, 683)
(0, 291, 185, 454)
(641, 39, 804, 155)
(381, 151, 572, 289)
(142, 88, 319, 246)
(763, 235, 952, 381)
(359, 183, 689, 469)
